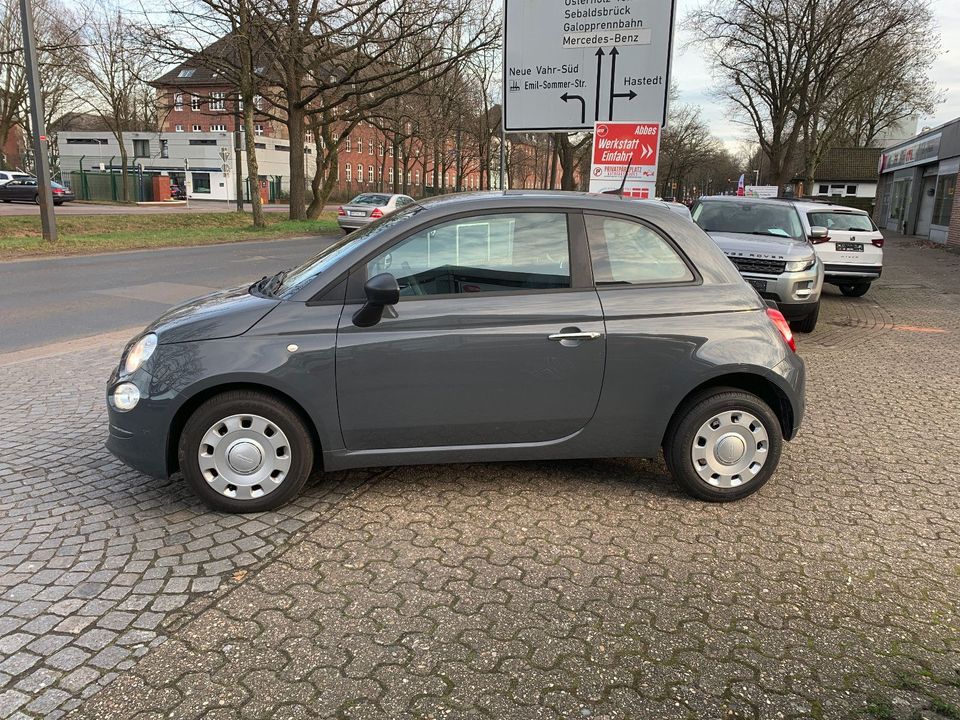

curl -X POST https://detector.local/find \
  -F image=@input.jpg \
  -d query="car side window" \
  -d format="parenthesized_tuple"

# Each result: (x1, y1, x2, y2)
(585, 214, 694, 285)
(366, 212, 571, 297)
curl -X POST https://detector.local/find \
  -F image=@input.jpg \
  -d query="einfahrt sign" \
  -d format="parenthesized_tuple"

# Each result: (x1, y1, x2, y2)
(588, 121, 661, 196)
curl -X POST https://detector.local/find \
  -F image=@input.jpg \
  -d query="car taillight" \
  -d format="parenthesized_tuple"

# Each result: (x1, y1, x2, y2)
(872, 237, 884, 248)
(337, 206, 345, 216)
(370, 207, 383, 219)
(766, 307, 796, 352)
(52, 188, 64, 194)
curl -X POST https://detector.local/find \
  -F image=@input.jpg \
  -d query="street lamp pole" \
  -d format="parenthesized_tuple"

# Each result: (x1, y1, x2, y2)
(19, 0, 57, 242)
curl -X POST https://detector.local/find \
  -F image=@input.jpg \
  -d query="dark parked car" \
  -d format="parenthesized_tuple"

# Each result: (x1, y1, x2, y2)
(106, 192, 805, 512)
(0, 177, 75, 205)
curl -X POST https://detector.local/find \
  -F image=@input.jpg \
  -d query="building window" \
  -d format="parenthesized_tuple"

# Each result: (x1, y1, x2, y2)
(160, 139, 169, 158)
(173, 93, 183, 111)
(175, 124, 184, 133)
(178, 68, 195, 78)
(356, 163, 362, 182)
(254, 124, 264, 136)
(846, 185, 857, 195)
(345, 138, 352, 153)
(132, 138, 149, 158)
(345, 164, 352, 182)
(189, 139, 217, 146)
(192, 124, 202, 132)
(190, 95, 201, 111)
(368, 165, 374, 182)
(305, 131, 314, 144)
(253, 95, 263, 111)
(817, 184, 829, 195)
(275, 144, 290, 152)
(368, 139, 374, 155)
(933, 174, 956, 227)
(210, 92, 225, 112)
(210, 124, 226, 132)
(191, 172, 211, 194)
(378, 142, 384, 156)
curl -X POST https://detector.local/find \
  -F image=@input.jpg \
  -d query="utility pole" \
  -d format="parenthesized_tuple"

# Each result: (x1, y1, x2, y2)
(20, 0, 57, 241)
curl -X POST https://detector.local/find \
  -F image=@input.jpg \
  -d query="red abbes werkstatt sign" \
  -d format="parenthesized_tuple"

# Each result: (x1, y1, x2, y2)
(589, 121, 661, 196)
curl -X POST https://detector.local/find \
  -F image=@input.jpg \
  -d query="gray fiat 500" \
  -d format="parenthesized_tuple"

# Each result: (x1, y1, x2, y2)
(107, 192, 805, 513)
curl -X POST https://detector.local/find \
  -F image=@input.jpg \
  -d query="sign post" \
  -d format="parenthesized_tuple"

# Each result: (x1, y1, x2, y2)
(588, 121, 661, 198)
(503, 0, 676, 133)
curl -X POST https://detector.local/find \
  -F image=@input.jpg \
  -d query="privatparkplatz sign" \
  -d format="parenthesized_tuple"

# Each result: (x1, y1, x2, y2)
(503, 0, 676, 133)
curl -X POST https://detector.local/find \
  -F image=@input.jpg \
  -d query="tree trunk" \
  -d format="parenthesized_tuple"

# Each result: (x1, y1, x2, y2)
(117, 133, 129, 203)
(286, 104, 306, 220)
(243, 102, 265, 228)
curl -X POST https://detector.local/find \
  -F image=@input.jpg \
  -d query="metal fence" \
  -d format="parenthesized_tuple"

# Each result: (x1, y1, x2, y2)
(67, 169, 157, 203)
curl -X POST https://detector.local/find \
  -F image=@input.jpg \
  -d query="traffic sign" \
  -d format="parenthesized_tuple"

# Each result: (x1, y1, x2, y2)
(503, 0, 676, 132)
(588, 121, 661, 197)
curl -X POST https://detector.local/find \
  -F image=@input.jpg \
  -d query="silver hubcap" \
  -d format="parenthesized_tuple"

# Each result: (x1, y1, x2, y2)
(691, 410, 769, 488)
(198, 414, 291, 500)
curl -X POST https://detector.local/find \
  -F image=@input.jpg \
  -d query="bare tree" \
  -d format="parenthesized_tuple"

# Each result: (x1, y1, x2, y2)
(0, 0, 82, 170)
(74, 3, 158, 201)
(690, 0, 942, 191)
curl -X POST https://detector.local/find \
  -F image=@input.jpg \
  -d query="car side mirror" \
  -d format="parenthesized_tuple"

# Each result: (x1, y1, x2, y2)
(808, 226, 829, 241)
(352, 272, 400, 328)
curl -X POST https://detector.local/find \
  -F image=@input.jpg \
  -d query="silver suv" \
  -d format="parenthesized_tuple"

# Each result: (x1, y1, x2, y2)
(692, 196, 824, 332)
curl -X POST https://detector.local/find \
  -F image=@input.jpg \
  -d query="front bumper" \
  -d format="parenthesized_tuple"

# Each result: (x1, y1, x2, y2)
(742, 262, 823, 316)
(105, 367, 175, 479)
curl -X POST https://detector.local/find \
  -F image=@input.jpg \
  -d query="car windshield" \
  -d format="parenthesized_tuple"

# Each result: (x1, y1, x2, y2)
(808, 211, 874, 232)
(350, 194, 392, 206)
(693, 201, 803, 240)
(276, 205, 423, 297)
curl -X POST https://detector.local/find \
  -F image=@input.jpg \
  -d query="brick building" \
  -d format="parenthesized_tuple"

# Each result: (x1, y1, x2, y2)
(149, 56, 484, 200)
(1, 122, 24, 170)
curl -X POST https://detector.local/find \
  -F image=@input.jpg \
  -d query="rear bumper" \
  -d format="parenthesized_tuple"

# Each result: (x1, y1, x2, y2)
(824, 264, 882, 281)
(337, 217, 372, 230)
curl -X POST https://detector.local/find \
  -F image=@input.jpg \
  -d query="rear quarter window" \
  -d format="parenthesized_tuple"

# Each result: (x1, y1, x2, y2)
(585, 214, 694, 285)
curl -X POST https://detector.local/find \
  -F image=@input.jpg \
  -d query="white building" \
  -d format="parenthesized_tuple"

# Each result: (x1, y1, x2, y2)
(56, 130, 319, 202)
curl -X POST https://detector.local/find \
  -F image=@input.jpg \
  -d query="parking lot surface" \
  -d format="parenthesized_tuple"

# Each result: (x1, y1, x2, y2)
(0, 235, 958, 719)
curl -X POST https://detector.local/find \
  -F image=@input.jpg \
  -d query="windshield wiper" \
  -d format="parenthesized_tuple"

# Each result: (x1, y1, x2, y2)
(257, 269, 288, 297)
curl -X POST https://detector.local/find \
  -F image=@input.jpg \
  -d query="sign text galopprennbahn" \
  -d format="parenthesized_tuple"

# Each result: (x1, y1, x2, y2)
(588, 121, 661, 197)
(503, 0, 677, 132)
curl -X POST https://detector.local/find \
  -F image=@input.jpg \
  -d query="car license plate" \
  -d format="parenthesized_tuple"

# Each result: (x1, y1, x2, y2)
(747, 278, 767, 292)
(348, 211, 364, 217)
(835, 242, 863, 252)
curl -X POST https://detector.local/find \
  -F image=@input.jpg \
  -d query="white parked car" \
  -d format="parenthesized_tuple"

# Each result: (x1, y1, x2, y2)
(794, 201, 883, 297)
(0, 171, 31, 186)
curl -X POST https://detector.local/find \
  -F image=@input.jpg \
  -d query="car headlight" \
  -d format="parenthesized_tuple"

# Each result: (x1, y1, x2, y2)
(124, 333, 157, 374)
(112, 382, 140, 411)
(785, 257, 816, 272)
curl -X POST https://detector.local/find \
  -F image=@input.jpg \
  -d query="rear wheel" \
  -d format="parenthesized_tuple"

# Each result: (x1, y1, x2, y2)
(790, 301, 820, 333)
(839, 282, 871, 297)
(664, 389, 783, 502)
(34, 194, 40, 205)
(178, 390, 315, 513)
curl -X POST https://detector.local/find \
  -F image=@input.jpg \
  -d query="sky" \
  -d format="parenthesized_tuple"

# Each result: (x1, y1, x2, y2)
(671, 0, 960, 151)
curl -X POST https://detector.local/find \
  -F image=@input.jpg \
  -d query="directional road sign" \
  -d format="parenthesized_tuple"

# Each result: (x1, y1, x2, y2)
(588, 121, 661, 196)
(503, 0, 676, 133)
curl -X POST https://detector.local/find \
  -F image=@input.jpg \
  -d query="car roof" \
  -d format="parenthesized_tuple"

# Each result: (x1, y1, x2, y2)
(698, 194, 868, 215)
(791, 200, 868, 214)
(410, 190, 681, 220)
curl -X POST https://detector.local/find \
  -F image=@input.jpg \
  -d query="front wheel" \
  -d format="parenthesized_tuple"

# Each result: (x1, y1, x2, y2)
(791, 301, 820, 333)
(34, 194, 40, 205)
(178, 390, 315, 513)
(839, 282, 871, 297)
(664, 389, 783, 502)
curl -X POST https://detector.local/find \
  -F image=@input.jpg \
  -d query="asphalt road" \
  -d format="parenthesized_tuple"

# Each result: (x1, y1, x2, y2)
(0, 235, 338, 353)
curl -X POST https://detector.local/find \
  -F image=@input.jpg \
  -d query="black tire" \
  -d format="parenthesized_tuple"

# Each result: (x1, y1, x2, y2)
(839, 282, 870, 297)
(664, 388, 783, 502)
(791, 301, 820, 333)
(34, 194, 40, 205)
(178, 390, 315, 513)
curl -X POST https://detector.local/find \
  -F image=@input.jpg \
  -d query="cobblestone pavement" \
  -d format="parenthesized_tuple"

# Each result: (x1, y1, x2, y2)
(1, 235, 959, 719)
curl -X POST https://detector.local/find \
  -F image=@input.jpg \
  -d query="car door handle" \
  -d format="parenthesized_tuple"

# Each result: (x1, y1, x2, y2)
(547, 331, 602, 341)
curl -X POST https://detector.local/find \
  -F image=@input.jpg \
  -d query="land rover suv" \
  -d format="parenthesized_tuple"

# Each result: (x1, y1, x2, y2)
(692, 196, 824, 332)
